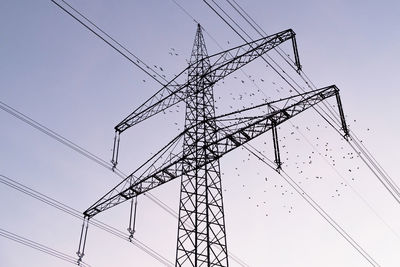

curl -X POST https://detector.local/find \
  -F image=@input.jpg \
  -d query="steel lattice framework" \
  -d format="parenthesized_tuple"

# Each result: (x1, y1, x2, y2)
(176, 25, 228, 266)
(77, 25, 349, 267)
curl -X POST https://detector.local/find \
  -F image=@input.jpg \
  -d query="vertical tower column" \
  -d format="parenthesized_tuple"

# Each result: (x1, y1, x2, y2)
(176, 24, 229, 267)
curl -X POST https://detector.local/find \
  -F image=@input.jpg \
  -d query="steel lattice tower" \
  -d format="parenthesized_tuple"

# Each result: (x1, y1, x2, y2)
(77, 22, 349, 267)
(176, 25, 228, 266)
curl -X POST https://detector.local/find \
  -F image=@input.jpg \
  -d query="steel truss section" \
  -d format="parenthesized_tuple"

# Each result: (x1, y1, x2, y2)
(84, 85, 346, 218)
(113, 29, 300, 134)
(82, 24, 349, 267)
(176, 24, 228, 267)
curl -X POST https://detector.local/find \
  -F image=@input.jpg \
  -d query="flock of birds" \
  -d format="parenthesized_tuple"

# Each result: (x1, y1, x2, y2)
(135, 44, 372, 220)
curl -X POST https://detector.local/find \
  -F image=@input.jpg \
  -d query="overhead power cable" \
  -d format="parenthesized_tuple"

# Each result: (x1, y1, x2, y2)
(291, 125, 400, 240)
(203, 0, 344, 138)
(0, 100, 248, 266)
(50, 0, 165, 86)
(184, 0, 400, 245)
(0, 100, 112, 171)
(44, 1, 396, 266)
(202, 2, 398, 264)
(51, 1, 388, 265)
(1, 99, 249, 265)
(0, 174, 174, 267)
(347, 139, 400, 204)
(225, 0, 343, 125)
(207, 0, 400, 209)
(223, 0, 397, 183)
(51, 0, 398, 215)
(351, 132, 400, 194)
(242, 146, 381, 267)
(196, 0, 400, 227)
(170, 0, 200, 25)
(209, 124, 381, 265)
(0, 99, 175, 217)
(167, 0, 388, 266)
(12, 1, 252, 264)
(0, 227, 91, 267)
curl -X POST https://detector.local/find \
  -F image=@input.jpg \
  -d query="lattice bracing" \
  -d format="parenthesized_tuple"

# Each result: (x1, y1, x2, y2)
(84, 85, 346, 218)
(114, 29, 300, 134)
(81, 24, 349, 267)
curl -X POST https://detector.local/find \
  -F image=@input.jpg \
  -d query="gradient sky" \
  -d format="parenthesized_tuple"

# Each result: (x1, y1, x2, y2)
(1, 0, 400, 266)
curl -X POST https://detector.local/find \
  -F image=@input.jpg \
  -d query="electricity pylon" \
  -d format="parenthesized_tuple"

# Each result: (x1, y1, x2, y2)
(176, 25, 228, 266)
(77, 25, 349, 266)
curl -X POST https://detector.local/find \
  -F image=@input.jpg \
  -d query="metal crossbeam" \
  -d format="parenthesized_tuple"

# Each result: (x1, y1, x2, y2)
(84, 85, 342, 218)
(80, 23, 349, 267)
(114, 29, 299, 134)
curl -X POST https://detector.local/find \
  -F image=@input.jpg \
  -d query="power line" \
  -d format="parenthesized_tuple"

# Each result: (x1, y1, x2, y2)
(0, 99, 176, 216)
(225, 0, 346, 129)
(222, 0, 395, 179)
(50, 0, 165, 86)
(166, 1, 393, 265)
(292, 125, 400, 241)
(196, 106, 381, 265)
(55, 1, 397, 264)
(0, 97, 248, 265)
(10, 1, 252, 264)
(170, 0, 200, 25)
(0, 174, 174, 267)
(207, 0, 400, 209)
(200, 2, 400, 264)
(211, 122, 381, 265)
(0, 227, 91, 267)
(202, 0, 400, 219)
(348, 139, 400, 204)
(242, 146, 381, 267)
(36, 1, 398, 265)
(203, 0, 345, 138)
(351, 132, 400, 194)
(51, 0, 399, 215)
(0, 100, 112, 171)
(0, 97, 249, 266)
(172, 0, 342, 135)
(53, 0, 390, 264)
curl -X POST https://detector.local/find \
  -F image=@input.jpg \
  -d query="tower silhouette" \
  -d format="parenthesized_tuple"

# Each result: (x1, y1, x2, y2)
(176, 25, 228, 266)
(77, 24, 348, 267)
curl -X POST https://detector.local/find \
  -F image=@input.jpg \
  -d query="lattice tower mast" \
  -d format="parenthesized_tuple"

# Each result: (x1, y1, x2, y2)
(76, 23, 349, 267)
(177, 24, 228, 266)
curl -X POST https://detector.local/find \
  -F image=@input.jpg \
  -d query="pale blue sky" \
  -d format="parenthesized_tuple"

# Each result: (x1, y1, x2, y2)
(1, 0, 400, 266)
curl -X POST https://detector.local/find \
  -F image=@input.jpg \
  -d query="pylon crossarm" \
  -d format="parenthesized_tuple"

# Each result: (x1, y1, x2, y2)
(203, 28, 301, 82)
(109, 84, 331, 168)
(212, 85, 339, 137)
(209, 86, 340, 153)
(84, 153, 185, 218)
(84, 85, 342, 219)
(114, 62, 203, 134)
(114, 29, 300, 135)
(114, 67, 189, 133)
(85, 133, 186, 218)
(211, 85, 337, 125)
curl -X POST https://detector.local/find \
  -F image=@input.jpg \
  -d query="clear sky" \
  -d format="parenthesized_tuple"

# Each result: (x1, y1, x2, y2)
(1, 0, 400, 266)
